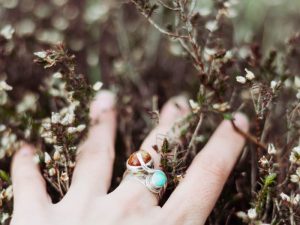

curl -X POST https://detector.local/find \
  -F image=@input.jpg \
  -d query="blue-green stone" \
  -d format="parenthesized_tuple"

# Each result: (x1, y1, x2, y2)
(151, 171, 167, 188)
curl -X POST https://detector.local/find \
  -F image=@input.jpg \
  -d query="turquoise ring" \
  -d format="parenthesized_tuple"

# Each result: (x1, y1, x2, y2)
(123, 150, 168, 200)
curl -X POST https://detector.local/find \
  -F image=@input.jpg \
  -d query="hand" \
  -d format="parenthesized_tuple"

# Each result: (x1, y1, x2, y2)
(10, 91, 249, 225)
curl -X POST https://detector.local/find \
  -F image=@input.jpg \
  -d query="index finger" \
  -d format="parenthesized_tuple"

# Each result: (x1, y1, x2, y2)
(163, 113, 249, 224)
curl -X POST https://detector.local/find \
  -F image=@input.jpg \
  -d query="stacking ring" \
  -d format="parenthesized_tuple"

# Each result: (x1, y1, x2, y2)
(123, 150, 167, 200)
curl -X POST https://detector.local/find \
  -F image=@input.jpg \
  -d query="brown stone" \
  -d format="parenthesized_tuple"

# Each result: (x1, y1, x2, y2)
(128, 150, 151, 166)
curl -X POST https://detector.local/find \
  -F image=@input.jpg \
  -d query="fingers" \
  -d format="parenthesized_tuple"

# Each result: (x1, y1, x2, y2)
(11, 144, 49, 212)
(69, 91, 117, 197)
(112, 96, 191, 207)
(163, 113, 249, 224)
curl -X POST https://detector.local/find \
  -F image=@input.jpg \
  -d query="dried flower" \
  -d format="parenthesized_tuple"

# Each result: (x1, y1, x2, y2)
(0, 81, 13, 91)
(92, 81, 103, 91)
(44, 152, 52, 164)
(247, 208, 257, 220)
(267, 143, 277, 155)
(290, 167, 300, 184)
(280, 192, 290, 202)
(0, 25, 15, 40)
(245, 68, 255, 80)
(289, 146, 300, 165)
(236, 76, 247, 84)
(189, 99, 200, 113)
(48, 168, 56, 176)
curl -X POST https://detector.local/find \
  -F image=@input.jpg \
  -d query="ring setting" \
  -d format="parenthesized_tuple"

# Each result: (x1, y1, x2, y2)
(123, 150, 167, 199)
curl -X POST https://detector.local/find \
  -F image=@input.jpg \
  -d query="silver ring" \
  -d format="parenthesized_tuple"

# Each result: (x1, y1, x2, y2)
(123, 150, 167, 200)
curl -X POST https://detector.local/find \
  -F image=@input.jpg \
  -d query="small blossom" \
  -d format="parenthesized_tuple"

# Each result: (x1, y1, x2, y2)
(247, 208, 257, 220)
(270, 80, 278, 92)
(291, 194, 300, 205)
(34, 51, 47, 59)
(0, 81, 13, 91)
(236, 211, 248, 223)
(48, 168, 56, 176)
(51, 112, 61, 124)
(289, 146, 300, 165)
(245, 68, 255, 80)
(60, 172, 69, 182)
(76, 124, 86, 132)
(67, 127, 77, 134)
(280, 192, 291, 202)
(212, 102, 230, 112)
(290, 167, 300, 184)
(259, 156, 269, 167)
(92, 81, 103, 91)
(53, 149, 61, 161)
(53, 72, 63, 79)
(0, 25, 15, 40)
(0, 124, 6, 132)
(267, 143, 277, 155)
(189, 99, 200, 113)
(44, 152, 52, 164)
(236, 76, 247, 84)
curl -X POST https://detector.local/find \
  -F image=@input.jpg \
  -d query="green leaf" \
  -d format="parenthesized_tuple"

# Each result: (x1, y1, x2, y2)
(223, 113, 233, 120)
(0, 170, 10, 183)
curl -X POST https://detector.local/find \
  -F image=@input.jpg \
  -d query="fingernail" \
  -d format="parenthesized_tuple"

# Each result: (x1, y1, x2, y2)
(19, 145, 33, 156)
(232, 112, 249, 132)
(94, 90, 116, 112)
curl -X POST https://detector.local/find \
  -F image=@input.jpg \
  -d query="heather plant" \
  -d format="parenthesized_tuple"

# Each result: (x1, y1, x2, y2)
(0, 0, 300, 224)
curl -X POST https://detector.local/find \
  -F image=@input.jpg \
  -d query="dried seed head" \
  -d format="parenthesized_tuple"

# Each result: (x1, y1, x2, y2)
(60, 172, 69, 182)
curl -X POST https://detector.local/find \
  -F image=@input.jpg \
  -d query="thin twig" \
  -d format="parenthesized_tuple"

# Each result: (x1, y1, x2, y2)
(130, 0, 189, 39)
(230, 120, 268, 151)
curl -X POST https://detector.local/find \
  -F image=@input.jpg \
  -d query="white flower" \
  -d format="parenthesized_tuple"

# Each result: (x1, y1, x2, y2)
(291, 194, 300, 205)
(92, 81, 103, 91)
(51, 112, 61, 124)
(53, 149, 61, 161)
(0, 25, 15, 40)
(0, 124, 6, 132)
(212, 102, 230, 112)
(67, 127, 77, 134)
(236, 211, 248, 223)
(247, 208, 257, 220)
(290, 167, 300, 184)
(0, 213, 9, 224)
(76, 124, 86, 132)
(60, 111, 75, 125)
(44, 152, 52, 164)
(189, 99, 200, 113)
(296, 91, 300, 99)
(0, 81, 13, 91)
(267, 143, 277, 155)
(34, 51, 47, 59)
(236, 76, 247, 84)
(48, 168, 56, 176)
(53, 72, 63, 79)
(205, 20, 218, 32)
(280, 192, 291, 202)
(270, 80, 278, 91)
(245, 68, 255, 80)
(259, 156, 269, 166)
(289, 146, 300, 165)
(60, 172, 69, 182)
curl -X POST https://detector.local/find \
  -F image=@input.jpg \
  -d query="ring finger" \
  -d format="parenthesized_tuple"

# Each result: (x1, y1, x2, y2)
(111, 95, 191, 207)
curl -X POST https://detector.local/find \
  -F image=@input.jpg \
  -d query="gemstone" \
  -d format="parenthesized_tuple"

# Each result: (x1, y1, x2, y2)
(128, 150, 152, 166)
(150, 170, 167, 188)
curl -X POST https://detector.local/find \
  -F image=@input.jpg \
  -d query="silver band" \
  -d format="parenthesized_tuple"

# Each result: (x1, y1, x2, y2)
(123, 150, 167, 200)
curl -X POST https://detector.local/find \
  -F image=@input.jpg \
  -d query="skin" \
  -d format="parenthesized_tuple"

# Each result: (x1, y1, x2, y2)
(10, 90, 249, 225)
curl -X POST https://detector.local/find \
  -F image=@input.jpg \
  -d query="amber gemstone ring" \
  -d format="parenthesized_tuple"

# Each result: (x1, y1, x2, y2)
(124, 150, 168, 200)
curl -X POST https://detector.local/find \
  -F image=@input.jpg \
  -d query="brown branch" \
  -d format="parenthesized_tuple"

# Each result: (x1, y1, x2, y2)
(230, 120, 268, 151)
